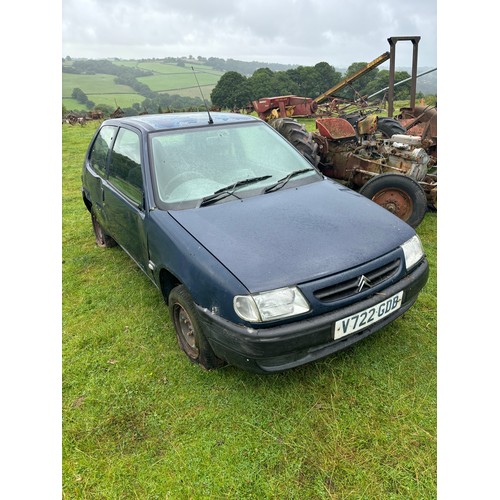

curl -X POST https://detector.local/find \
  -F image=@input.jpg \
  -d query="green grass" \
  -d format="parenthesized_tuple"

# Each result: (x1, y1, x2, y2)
(62, 73, 141, 109)
(62, 121, 436, 498)
(62, 73, 137, 96)
(130, 61, 222, 97)
(115, 60, 222, 77)
(62, 61, 224, 111)
(138, 73, 218, 93)
(63, 93, 142, 110)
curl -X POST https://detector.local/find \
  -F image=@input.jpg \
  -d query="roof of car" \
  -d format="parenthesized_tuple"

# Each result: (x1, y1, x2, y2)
(104, 112, 260, 132)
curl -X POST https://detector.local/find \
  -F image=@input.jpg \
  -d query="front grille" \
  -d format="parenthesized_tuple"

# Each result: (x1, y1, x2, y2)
(313, 259, 401, 302)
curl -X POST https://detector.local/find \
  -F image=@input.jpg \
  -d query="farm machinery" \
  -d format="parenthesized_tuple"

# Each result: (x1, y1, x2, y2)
(252, 37, 437, 227)
(270, 114, 435, 228)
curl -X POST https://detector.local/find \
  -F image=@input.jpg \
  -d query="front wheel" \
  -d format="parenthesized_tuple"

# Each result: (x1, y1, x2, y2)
(168, 285, 226, 370)
(359, 173, 427, 228)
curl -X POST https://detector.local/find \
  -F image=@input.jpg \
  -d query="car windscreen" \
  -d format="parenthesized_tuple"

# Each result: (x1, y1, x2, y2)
(149, 121, 321, 210)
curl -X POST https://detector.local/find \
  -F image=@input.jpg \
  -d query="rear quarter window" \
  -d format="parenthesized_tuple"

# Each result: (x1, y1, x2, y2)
(89, 125, 117, 177)
(108, 128, 143, 205)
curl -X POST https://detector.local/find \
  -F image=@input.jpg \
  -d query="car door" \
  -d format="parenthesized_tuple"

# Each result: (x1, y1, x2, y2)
(102, 126, 150, 274)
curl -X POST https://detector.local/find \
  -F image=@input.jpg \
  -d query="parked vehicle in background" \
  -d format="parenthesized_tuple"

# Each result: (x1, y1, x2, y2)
(81, 112, 429, 373)
(251, 37, 437, 228)
(268, 115, 436, 228)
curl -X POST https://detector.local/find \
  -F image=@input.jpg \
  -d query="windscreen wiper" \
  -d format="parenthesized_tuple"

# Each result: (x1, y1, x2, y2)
(264, 168, 315, 193)
(199, 175, 272, 207)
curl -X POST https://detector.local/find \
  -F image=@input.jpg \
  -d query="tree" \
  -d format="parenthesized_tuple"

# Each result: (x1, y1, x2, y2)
(246, 68, 275, 100)
(337, 62, 380, 100)
(313, 62, 342, 92)
(211, 63, 345, 109)
(363, 69, 412, 100)
(71, 88, 95, 109)
(71, 87, 87, 103)
(285, 66, 322, 97)
(270, 72, 299, 96)
(210, 71, 248, 109)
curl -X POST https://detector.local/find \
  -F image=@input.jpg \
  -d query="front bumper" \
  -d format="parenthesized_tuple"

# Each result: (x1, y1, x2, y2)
(196, 259, 429, 373)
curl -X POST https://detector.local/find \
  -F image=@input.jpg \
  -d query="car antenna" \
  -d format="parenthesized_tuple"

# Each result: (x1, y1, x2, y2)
(191, 66, 213, 124)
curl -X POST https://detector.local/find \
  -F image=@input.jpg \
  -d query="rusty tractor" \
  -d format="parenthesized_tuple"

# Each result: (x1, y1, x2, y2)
(397, 104, 437, 166)
(254, 36, 437, 227)
(269, 114, 436, 228)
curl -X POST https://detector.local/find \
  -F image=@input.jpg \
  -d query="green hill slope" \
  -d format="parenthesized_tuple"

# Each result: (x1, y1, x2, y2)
(62, 59, 223, 111)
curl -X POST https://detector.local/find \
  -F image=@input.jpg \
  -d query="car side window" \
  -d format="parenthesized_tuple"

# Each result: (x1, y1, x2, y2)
(89, 125, 117, 177)
(108, 128, 143, 206)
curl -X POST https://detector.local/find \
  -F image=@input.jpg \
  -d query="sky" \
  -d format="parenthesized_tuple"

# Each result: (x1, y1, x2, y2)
(62, 0, 437, 69)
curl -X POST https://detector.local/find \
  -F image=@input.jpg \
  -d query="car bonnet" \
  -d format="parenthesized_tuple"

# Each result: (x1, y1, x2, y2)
(168, 180, 415, 293)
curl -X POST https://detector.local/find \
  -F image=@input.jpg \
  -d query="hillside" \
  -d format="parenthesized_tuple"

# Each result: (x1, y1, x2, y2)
(62, 59, 223, 111)
(62, 57, 437, 113)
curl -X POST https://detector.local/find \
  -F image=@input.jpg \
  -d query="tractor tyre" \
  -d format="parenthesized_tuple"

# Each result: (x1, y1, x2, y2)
(359, 173, 427, 228)
(376, 117, 406, 138)
(269, 118, 320, 167)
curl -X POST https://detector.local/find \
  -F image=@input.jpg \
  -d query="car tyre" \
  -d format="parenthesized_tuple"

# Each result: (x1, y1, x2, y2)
(169, 285, 226, 370)
(91, 211, 117, 248)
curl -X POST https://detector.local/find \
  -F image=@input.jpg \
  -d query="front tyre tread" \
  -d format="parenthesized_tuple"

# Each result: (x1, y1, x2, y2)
(169, 285, 226, 370)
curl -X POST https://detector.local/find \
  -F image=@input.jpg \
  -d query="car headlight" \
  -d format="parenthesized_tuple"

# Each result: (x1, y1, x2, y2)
(234, 286, 310, 322)
(401, 235, 424, 270)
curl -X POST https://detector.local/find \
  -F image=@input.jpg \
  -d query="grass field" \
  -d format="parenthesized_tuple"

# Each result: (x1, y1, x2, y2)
(124, 61, 222, 98)
(62, 61, 224, 111)
(62, 73, 140, 109)
(137, 72, 218, 99)
(62, 120, 437, 498)
(115, 61, 219, 74)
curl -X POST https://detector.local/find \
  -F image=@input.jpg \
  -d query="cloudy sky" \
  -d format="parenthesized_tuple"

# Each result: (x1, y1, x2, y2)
(62, 0, 437, 69)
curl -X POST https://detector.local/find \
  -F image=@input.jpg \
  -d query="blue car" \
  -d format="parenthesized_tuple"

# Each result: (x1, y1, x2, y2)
(81, 112, 429, 373)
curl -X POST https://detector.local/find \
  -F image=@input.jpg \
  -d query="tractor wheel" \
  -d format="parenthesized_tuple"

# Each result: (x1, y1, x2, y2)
(376, 117, 406, 138)
(269, 118, 320, 167)
(359, 173, 427, 228)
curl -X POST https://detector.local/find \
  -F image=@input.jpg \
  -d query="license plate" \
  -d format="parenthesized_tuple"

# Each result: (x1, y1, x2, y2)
(334, 291, 404, 340)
